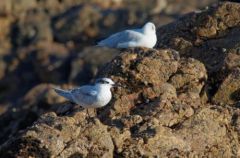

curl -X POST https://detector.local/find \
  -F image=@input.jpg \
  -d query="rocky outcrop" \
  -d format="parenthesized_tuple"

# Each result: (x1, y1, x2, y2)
(69, 47, 119, 84)
(213, 68, 240, 105)
(157, 1, 240, 106)
(0, 83, 66, 144)
(0, 113, 114, 158)
(0, 0, 217, 104)
(1, 46, 239, 157)
(2, 1, 240, 158)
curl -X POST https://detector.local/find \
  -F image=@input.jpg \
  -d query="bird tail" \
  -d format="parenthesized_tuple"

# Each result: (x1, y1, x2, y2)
(53, 87, 74, 102)
(96, 42, 103, 46)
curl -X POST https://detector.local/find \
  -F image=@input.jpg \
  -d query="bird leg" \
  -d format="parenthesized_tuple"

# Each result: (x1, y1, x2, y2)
(86, 108, 91, 119)
(94, 108, 97, 116)
(86, 108, 97, 123)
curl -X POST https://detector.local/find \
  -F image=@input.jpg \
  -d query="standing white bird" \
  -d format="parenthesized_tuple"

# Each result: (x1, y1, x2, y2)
(54, 78, 115, 108)
(97, 22, 157, 48)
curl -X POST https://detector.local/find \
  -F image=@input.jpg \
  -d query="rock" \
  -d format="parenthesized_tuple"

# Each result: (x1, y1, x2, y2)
(29, 42, 70, 83)
(99, 48, 179, 91)
(0, 41, 70, 104)
(0, 104, 8, 116)
(0, 0, 37, 15)
(0, 84, 66, 145)
(156, 1, 240, 105)
(97, 48, 180, 120)
(224, 49, 240, 71)
(22, 83, 68, 108)
(11, 0, 37, 14)
(0, 15, 10, 35)
(37, 0, 123, 16)
(1, 1, 240, 157)
(52, 1, 171, 44)
(0, 58, 6, 80)
(0, 15, 13, 56)
(169, 58, 207, 95)
(157, 2, 240, 72)
(213, 68, 240, 105)
(0, 1, 12, 15)
(10, 42, 70, 83)
(162, 0, 217, 15)
(106, 105, 237, 157)
(51, 5, 113, 44)
(52, 4, 102, 43)
(11, 10, 52, 47)
(69, 47, 119, 84)
(175, 106, 238, 157)
(97, 48, 206, 121)
(0, 112, 114, 158)
(0, 46, 210, 157)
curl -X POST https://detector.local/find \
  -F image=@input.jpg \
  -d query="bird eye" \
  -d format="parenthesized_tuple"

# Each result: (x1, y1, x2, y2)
(99, 80, 109, 84)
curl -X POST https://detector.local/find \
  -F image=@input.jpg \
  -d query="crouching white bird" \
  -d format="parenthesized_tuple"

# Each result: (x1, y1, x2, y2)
(97, 22, 157, 48)
(54, 78, 115, 108)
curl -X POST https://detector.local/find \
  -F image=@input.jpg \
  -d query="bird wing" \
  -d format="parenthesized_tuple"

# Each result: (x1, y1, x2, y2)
(70, 85, 98, 106)
(98, 29, 144, 47)
(54, 87, 74, 102)
(71, 85, 97, 97)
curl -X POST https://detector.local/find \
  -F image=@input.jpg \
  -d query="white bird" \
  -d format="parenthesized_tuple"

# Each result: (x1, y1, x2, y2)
(54, 78, 115, 108)
(97, 22, 157, 48)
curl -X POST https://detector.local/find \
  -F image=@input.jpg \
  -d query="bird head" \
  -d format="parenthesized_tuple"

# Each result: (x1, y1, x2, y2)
(143, 22, 156, 34)
(95, 78, 115, 87)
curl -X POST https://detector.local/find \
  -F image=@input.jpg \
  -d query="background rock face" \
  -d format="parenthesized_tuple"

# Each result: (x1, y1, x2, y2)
(2, 0, 240, 157)
(156, 2, 240, 106)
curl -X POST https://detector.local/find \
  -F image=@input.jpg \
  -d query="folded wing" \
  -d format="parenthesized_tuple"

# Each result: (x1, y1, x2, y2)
(70, 86, 98, 106)
(97, 29, 144, 48)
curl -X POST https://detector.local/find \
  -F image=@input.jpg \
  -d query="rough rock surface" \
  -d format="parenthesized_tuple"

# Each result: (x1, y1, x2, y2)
(0, 112, 114, 158)
(213, 68, 240, 105)
(0, 0, 217, 104)
(69, 47, 119, 84)
(0, 46, 239, 157)
(157, 1, 240, 106)
(0, 83, 66, 144)
(2, 1, 240, 158)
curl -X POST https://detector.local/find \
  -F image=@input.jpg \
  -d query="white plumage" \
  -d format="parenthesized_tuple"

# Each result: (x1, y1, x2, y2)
(97, 22, 157, 48)
(54, 78, 115, 108)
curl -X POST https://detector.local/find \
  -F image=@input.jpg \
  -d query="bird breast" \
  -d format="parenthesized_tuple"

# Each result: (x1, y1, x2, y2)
(141, 33, 157, 48)
(95, 87, 112, 107)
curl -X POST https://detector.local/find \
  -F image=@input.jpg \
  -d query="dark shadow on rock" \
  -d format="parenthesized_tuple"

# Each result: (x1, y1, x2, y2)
(0, 136, 51, 158)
